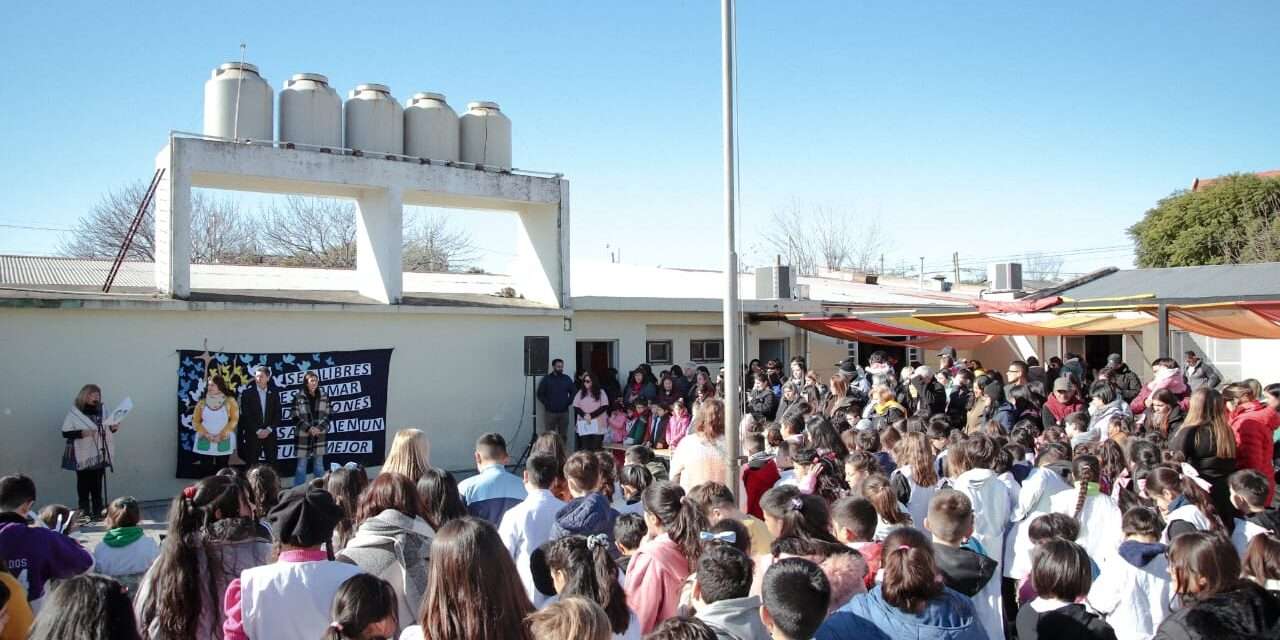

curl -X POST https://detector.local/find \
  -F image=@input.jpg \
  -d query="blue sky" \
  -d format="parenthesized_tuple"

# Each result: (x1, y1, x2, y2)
(2, 2, 1278, 278)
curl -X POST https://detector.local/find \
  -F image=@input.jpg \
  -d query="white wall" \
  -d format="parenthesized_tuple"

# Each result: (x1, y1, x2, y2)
(0, 306, 567, 503)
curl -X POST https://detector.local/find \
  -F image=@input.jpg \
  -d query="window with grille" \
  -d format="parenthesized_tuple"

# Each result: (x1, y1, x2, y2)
(646, 340, 673, 365)
(690, 339, 724, 362)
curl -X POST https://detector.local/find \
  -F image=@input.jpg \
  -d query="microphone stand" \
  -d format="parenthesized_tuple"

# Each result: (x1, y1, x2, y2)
(96, 405, 113, 519)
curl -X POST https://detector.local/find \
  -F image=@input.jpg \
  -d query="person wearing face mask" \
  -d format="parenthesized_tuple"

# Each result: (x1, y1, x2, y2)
(61, 384, 124, 521)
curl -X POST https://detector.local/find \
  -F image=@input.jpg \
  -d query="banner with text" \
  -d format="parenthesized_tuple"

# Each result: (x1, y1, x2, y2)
(175, 348, 394, 478)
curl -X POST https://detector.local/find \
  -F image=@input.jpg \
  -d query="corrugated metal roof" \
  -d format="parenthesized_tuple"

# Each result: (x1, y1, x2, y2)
(1056, 263, 1280, 305)
(0, 255, 152, 288)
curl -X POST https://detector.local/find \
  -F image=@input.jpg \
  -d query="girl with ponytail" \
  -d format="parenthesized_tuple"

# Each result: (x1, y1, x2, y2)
(835, 527, 987, 640)
(134, 475, 271, 640)
(623, 481, 710, 634)
(545, 535, 635, 639)
(1048, 454, 1123, 572)
(1146, 465, 1223, 542)
(857, 473, 913, 541)
(321, 574, 398, 640)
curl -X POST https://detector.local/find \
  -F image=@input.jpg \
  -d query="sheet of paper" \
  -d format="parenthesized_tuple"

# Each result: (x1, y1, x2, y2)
(107, 397, 133, 425)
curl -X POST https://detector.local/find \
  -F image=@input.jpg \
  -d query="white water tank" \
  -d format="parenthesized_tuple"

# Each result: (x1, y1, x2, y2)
(459, 101, 512, 169)
(404, 92, 459, 161)
(278, 73, 341, 149)
(203, 62, 273, 141)
(344, 84, 403, 155)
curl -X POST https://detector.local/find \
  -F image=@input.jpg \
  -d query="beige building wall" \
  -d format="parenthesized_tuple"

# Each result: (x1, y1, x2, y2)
(0, 306, 567, 503)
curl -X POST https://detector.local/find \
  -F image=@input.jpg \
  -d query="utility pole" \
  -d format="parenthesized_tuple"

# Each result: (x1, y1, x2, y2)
(720, 0, 741, 498)
(879, 253, 885, 275)
(918, 256, 925, 289)
(953, 251, 961, 285)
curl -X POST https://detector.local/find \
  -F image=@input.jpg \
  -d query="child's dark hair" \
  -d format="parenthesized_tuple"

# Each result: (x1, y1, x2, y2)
(28, 574, 138, 640)
(761, 557, 831, 640)
(696, 544, 754, 604)
(1063, 411, 1090, 433)
(525, 453, 559, 490)
(831, 496, 878, 542)
(645, 617, 718, 640)
(322, 573, 398, 640)
(612, 513, 646, 552)
(326, 467, 369, 550)
(925, 489, 972, 543)
(416, 467, 468, 532)
(642, 482, 709, 565)
(766, 426, 783, 449)
(1070, 454, 1100, 522)
(1146, 465, 1222, 530)
(859, 473, 910, 527)
(707, 518, 752, 555)
(854, 429, 880, 453)
(618, 464, 652, 500)
(880, 527, 943, 614)
(0, 474, 36, 512)
(686, 481, 735, 515)
(960, 435, 997, 471)
(844, 450, 882, 476)
(760, 485, 838, 551)
(246, 464, 280, 519)
(564, 451, 601, 493)
(1031, 539, 1093, 602)
(37, 504, 74, 532)
(1122, 506, 1165, 538)
(1229, 469, 1270, 511)
(594, 451, 617, 501)
(138, 475, 245, 638)
(545, 535, 630, 635)
(744, 431, 766, 455)
(1168, 531, 1244, 600)
(1243, 534, 1280, 589)
(1028, 512, 1081, 545)
(105, 496, 142, 529)
(625, 445, 655, 466)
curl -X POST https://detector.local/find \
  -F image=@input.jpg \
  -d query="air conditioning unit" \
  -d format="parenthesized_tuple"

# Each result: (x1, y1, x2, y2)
(988, 262, 1023, 291)
(755, 266, 792, 299)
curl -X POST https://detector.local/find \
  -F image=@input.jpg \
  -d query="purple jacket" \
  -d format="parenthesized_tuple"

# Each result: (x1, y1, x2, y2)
(0, 512, 94, 601)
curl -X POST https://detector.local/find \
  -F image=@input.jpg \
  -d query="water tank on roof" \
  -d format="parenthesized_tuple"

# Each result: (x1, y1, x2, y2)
(459, 101, 512, 169)
(278, 73, 341, 149)
(203, 62, 273, 141)
(404, 93, 460, 162)
(344, 84, 403, 155)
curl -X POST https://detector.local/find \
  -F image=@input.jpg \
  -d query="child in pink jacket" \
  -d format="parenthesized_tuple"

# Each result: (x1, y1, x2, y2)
(623, 481, 709, 634)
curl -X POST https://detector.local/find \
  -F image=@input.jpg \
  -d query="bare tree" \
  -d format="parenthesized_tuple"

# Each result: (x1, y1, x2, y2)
(60, 181, 257, 264)
(259, 196, 357, 268)
(760, 199, 884, 275)
(762, 200, 818, 275)
(1022, 251, 1065, 283)
(59, 181, 158, 261)
(403, 211, 478, 272)
(1227, 190, 1280, 264)
(189, 193, 259, 264)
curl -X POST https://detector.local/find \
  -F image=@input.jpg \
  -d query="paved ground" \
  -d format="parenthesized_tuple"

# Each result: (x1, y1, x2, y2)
(71, 500, 170, 549)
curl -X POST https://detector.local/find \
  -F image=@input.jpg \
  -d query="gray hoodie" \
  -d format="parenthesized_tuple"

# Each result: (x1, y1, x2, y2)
(696, 595, 771, 640)
(336, 509, 434, 630)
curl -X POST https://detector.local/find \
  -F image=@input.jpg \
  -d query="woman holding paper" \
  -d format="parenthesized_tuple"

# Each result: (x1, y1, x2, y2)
(61, 383, 122, 521)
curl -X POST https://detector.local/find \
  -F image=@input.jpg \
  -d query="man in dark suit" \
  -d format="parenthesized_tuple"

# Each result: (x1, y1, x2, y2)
(236, 365, 280, 466)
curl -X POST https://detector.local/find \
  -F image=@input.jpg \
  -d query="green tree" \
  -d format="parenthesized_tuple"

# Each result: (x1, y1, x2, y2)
(1129, 173, 1280, 267)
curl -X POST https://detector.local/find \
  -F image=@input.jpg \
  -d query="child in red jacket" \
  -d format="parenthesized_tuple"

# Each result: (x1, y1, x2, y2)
(740, 432, 779, 519)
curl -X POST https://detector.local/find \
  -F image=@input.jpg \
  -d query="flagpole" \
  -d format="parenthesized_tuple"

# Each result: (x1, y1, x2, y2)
(721, 0, 741, 498)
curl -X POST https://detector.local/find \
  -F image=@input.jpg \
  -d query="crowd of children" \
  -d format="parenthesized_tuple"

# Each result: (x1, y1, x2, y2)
(5, 352, 1280, 639)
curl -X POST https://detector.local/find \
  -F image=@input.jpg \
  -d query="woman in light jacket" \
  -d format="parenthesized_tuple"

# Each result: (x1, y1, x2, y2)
(61, 383, 122, 520)
(336, 472, 434, 634)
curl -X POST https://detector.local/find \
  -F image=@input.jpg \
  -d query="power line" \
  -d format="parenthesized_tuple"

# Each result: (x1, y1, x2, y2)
(0, 223, 75, 232)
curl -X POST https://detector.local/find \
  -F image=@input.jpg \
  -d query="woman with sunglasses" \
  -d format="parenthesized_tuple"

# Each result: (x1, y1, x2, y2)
(573, 373, 610, 451)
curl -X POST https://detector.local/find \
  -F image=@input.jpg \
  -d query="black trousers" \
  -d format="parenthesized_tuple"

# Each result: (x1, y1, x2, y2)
(75, 468, 105, 516)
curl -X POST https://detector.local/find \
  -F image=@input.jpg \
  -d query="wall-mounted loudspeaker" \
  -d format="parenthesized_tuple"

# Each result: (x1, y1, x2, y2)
(524, 336, 549, 376)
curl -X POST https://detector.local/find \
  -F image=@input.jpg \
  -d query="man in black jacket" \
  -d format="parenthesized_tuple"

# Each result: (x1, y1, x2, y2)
(1105, 353, 1143, 402)
(236, 365, 281, 466)
(537, 358, 577, 443)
